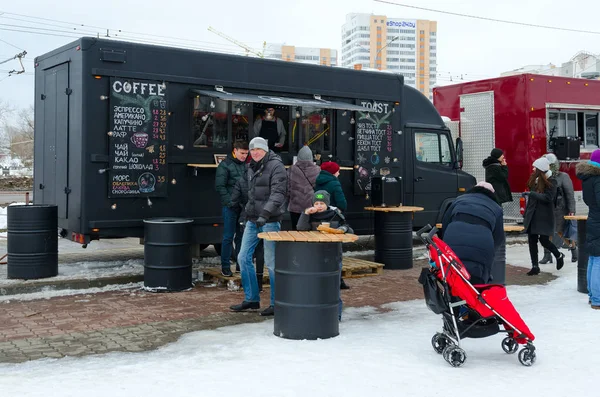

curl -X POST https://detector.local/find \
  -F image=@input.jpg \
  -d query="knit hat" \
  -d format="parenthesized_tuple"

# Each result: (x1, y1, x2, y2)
(591, 149, 600, 164)
(545, 153, 558, 165)
(313, 190, 331, 206)
(545, 153, 559, 172)
(297, 145, 313, 161)
(320, 161, 340, 175)
(475, 181, 495, 193)
(532, 157, 550, 172)
(249, 137, 269, 152)
(490, 148, 504, 159)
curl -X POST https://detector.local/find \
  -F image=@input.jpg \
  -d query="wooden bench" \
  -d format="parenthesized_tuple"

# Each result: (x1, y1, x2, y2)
(201, 256, 384, 289)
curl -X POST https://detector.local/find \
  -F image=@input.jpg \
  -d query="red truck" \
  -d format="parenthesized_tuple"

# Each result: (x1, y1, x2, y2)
(433, 73, 600, 221)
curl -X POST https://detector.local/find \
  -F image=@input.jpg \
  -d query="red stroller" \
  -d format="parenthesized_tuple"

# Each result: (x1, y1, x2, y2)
(417, 225, 536, 367)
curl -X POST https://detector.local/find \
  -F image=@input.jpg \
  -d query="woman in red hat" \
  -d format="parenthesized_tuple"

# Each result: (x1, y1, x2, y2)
(315, 161, 347, 211)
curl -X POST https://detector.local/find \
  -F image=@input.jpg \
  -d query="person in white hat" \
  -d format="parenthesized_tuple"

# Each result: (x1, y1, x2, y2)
(523, 157, 564, 276)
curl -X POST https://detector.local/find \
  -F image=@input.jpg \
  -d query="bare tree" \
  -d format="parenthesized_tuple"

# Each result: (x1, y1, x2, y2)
(6, 106, 34, 167)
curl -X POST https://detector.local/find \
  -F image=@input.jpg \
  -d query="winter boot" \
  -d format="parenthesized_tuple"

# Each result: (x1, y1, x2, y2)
(539, 249, 553, 264)
(257, 273, 264, 292)
(527, 266, 540, 276)
(556, 252, 565, 270)
(570, 246, 578, 263)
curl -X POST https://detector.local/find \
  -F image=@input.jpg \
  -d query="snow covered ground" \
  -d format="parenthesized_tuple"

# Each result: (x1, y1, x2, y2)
(0, 244, 596, 396)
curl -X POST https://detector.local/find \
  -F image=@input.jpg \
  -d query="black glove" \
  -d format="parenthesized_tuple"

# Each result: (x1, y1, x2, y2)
(337, 225, 349, 234)
(255, 217, 267, 228)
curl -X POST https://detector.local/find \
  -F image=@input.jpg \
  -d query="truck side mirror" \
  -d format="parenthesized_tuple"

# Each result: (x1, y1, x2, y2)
(455, 137, 464, 170)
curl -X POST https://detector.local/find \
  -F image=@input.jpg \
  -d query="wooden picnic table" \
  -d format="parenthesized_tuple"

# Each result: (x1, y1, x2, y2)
(258, 230, 358, 340)
(364, 206, 424, 270)
(565, 215, 589, 294)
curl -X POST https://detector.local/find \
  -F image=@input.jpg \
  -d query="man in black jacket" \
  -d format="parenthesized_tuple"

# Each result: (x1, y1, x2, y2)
(215, 140, 248, 277)
(230, 137, 287, 316)
(483, 148, 512, 204)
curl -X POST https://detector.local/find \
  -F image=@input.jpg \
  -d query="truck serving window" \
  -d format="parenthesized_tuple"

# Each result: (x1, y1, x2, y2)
(303, 107, 332, 156)
(193, 96, 228, 149)
(232, 101, 251, 142)
(415, 131, 452, 166)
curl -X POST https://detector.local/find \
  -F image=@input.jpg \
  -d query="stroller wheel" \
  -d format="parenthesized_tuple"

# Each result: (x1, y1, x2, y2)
(442, 345, 467, 368)
(501, 337, 519, 354)
(518, 347, 536, 366)
(431, 333, 451, 354)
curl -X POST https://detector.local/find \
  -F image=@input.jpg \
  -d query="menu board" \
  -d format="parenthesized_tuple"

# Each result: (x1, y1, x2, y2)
(108, 78, 168, 198)
(354, 102, 394, 194)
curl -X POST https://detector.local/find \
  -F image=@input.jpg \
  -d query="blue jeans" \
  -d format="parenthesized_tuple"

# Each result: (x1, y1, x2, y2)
(238, 221, 280, 306)
(588, 256, 600, 306)
(221, 207, 242, 270)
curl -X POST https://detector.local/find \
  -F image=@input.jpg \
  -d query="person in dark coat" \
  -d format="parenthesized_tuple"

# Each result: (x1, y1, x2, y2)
(482, 148, 513, 204)
(441, 181, 505, 284)
(215, 140, 249, 277)
(297, 190, 353, 320)
(287, 145, 320, 230)
(230, 137, 287, 317)
(523, 157, 565, 275)
(315, 161, 347, 211)
(576, 149, 600, 309)
(539, 153, 577, 264)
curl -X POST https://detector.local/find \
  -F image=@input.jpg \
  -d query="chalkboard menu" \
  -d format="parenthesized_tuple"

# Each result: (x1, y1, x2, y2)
(108, 78, 168, 198)
(354, 102, 394, 194)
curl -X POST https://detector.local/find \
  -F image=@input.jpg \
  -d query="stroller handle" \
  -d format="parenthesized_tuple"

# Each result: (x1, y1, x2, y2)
(417, 224, 438, 244)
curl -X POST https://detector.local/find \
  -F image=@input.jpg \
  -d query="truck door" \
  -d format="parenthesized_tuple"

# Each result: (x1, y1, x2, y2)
(39, 63, 70, 220)
(409, 128, 458, 226)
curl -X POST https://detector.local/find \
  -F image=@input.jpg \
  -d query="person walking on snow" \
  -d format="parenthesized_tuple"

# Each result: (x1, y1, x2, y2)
(539, 153, 577, 265)
(524, 157, 565, 276)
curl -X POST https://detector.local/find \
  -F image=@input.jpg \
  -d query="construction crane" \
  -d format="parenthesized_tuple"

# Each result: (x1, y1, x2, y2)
(207, 26, 266, 58)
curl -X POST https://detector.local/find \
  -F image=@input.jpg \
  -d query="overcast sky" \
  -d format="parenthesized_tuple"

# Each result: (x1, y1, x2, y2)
(1, 0, 599, 113)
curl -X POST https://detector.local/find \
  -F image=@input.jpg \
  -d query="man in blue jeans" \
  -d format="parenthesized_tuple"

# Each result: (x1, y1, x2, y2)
(230, 137, 287, 316)
(215, 140, 249, 277)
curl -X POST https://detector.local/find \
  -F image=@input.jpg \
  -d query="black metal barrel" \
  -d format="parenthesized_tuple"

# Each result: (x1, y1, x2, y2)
(143, 218, 193, 292)
(576, 219, 589, 294)
(7, 205, 58, 279)
(274, 241, 340, 340)
(374, 212, 413, 269)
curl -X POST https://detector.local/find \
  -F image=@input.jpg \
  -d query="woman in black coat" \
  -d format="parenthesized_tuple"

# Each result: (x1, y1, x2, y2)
(524, 157, 565, 275)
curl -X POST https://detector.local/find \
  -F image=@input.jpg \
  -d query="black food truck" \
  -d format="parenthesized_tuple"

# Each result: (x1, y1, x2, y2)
(33, 37, 475, 249)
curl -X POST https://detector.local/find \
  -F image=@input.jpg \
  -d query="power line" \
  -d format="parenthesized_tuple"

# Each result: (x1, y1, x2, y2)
(0, 10, 108, 30)
(374, 0, 600, 35)
(0, 36, 24, 51)
(0, 26, 83, 39)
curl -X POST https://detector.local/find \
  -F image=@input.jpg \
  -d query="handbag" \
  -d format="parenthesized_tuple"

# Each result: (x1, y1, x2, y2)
(563, 219, 578, 240)
(418, 268, 447, 314)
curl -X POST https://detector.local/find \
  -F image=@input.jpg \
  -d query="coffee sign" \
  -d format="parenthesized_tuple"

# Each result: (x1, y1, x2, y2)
(108, 78, 169, 198)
